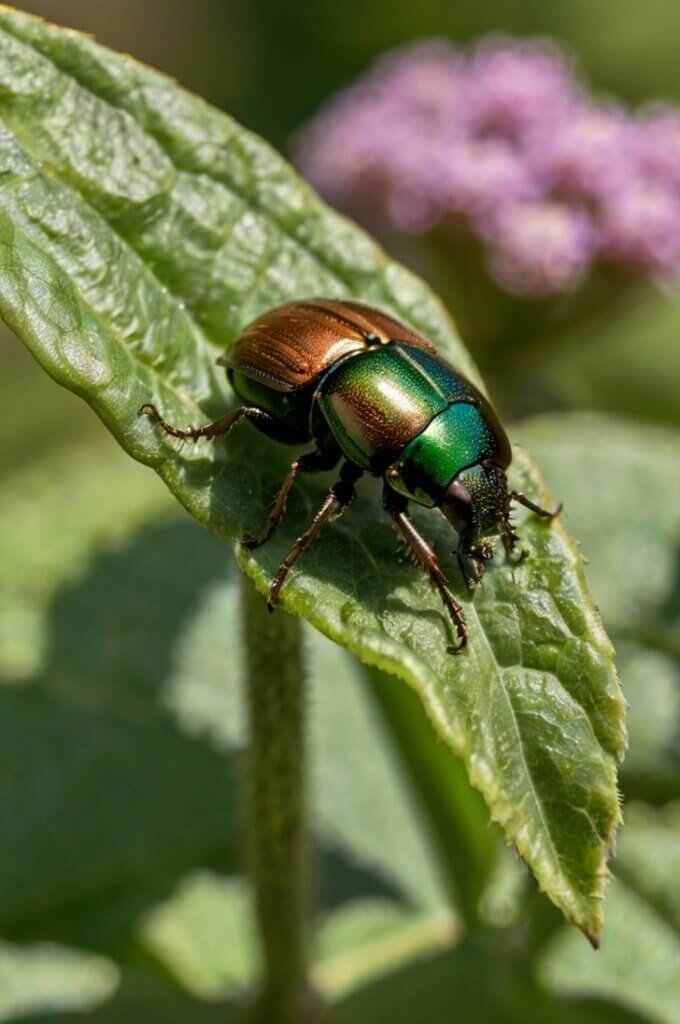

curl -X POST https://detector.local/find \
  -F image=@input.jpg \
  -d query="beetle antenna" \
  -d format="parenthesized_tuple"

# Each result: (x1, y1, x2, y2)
(510, 491, 562, 519)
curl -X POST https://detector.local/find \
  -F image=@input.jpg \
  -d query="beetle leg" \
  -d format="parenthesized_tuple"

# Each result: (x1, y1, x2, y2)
(139, 402, 279, 441)
(242, 444, 342, 550)
(267, 462, 363, 609)
(499, 512, 528, 565)
(501, 492, 560, 566)
(385, 489, 467, 654)
(510, 491, 562, 520)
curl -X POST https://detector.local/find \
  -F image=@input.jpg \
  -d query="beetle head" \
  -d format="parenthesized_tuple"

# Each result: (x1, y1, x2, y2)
(441, 462, 510, 539)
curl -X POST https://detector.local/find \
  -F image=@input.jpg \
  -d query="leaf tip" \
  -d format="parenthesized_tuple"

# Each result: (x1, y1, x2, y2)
(581, 904, 604, 950)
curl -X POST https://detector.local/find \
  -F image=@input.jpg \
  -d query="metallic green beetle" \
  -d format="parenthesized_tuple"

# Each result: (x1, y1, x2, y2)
(141, 299, 559, 651)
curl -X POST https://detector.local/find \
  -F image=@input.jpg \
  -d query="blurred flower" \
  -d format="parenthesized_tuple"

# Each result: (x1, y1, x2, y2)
(484, 201, 594, 296)
(294, 35, 680, 297)
(294, 39, 463, 213)
(599, 179, 680, 275)
(368, 39, 464, 124)
(459, 36, 574, 141)
(442, 138, 539, 219)
(528, 104, 633, 201)
(635, 107, 680, 191)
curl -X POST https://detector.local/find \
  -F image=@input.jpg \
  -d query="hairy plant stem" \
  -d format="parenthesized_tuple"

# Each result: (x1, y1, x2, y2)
(241, 576, 320, 1024)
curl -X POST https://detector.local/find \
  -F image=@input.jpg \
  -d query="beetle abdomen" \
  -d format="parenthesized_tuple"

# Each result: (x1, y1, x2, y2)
(318, 342, 478, 470)
(219, 301, 368, 393)
(218, 299, 437, 394)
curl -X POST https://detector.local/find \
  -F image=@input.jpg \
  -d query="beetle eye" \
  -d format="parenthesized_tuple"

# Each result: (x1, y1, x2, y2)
(441, 478, 473, 533)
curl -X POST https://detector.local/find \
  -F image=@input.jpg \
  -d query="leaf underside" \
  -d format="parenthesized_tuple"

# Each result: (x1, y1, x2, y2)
(0, 7, 625, 942)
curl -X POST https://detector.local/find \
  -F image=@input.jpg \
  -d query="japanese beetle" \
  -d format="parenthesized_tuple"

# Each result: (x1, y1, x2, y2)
(140, 299, 559, 652)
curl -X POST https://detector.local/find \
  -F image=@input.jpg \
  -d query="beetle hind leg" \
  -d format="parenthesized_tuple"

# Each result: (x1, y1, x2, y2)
(139, 402, 279, 442)
(242, 443, 342, 550)
(385, 488, 467, 654)
(267, 461, 363, 609)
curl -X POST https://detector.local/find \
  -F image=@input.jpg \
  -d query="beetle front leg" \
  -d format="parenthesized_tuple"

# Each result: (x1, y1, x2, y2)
(499, 512, 528, 566)
(504, 492, 561, 564)
(385, 489, 468, 654)
(242, 443, 342, 551)
(139, 402, 279, 441)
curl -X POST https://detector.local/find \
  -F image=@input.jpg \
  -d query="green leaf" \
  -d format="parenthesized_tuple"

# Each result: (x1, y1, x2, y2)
(362, 665, 500, 928)
(615, 644, 680, 803)
(0, 8, 623, 941)
(516, 413, 680, 802)
(0, 517, 244, 946)
(615, 802, 680, 935)
(1, 964, 239, 1023)
(334, 935, 647, 1024)
(0, 323, 97, 474)
(542, 918, 677, 1024)
(0, 942, 118, 1020)
(138, 874, 260, 1000)
(0, 428, 170, 680)
(539, 813, 680, 1024)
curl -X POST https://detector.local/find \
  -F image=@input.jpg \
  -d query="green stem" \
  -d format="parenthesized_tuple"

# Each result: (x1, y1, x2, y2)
(241, 576, 321, 1024)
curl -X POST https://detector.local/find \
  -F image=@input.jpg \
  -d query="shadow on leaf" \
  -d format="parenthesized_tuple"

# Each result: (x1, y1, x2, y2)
(333, 938, 649, 1024)
(0, 518, 242, 951)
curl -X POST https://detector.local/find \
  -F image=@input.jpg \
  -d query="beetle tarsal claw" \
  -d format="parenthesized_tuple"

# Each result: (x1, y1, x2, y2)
(240, 533, 261, 550)
(447, 619, 469, 655)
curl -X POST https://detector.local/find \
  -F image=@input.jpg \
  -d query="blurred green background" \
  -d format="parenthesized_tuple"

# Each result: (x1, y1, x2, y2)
(2, 3, 680, 1022)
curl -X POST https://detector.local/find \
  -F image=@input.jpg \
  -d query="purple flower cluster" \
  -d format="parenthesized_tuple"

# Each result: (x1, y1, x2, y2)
(294, 37, 680, 296)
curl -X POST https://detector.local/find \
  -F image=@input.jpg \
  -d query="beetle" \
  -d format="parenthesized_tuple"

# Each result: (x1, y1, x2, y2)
(140, 299, 560, 652)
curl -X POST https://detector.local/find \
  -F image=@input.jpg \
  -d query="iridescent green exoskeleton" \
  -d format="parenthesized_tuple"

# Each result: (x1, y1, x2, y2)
(140, 300, 560, 651)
